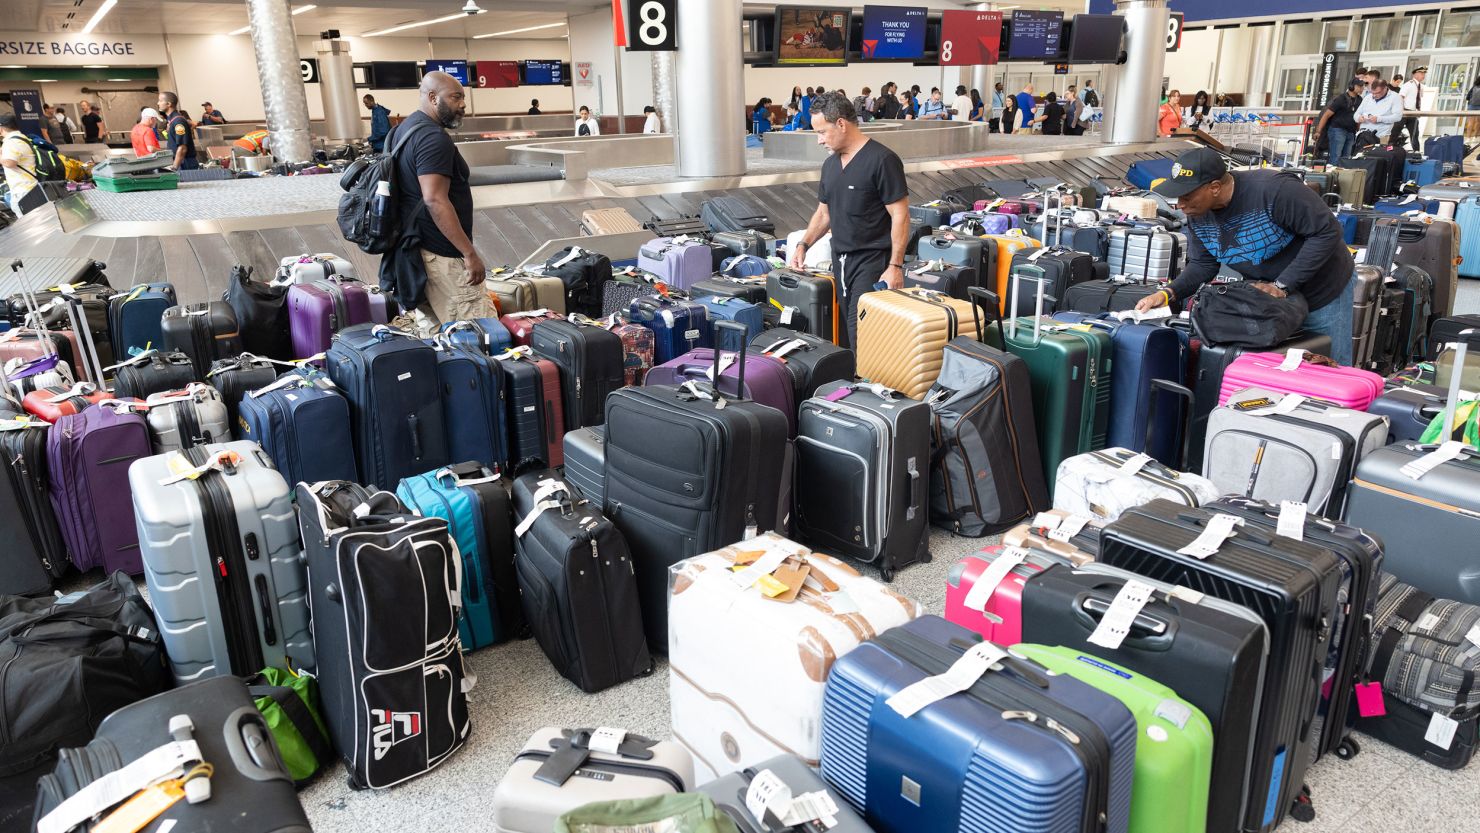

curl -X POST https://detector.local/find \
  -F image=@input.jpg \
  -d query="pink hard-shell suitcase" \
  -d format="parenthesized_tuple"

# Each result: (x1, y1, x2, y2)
(944, 545, 1056, 647)
(1218, 351, 1385, 410)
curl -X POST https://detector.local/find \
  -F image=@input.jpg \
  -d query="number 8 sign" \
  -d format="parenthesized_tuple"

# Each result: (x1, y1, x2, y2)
(626, 0, 677, 51)
(1166, 12, 1184, 52)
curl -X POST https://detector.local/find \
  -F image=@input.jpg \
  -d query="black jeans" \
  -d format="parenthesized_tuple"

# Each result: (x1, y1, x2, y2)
(832, 248, 889, 350)
(1390, 117, 1420, 152)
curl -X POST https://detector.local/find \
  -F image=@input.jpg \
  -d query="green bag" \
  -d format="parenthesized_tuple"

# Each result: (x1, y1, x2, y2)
(557, 795, 741, 833)
(1419, 399, 1480, 446)
(248, 666, 334, 785)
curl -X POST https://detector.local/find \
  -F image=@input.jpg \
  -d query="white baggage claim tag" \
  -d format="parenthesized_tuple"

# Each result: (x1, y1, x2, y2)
(728, 539, 805, 590)
(1276, 501, 1308, 541)
(962, 547, 1029, 612)
(1048, 514, 1092, 544)
(1400, 441, 1467, 481)
(745, 769, 793, 825)
(587, 727, 627, 755)
(1177, 514, 1243, 559)
(1086, 579, 1156, 651)
(886, 642, 1009, 719)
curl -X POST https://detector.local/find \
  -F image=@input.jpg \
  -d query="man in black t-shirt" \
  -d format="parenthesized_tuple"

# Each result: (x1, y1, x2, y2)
(380, 70, 491, 328)
(790, 91, 910, 349)
(78, 101, 105, 144)
(1313, 80, 1364, 163)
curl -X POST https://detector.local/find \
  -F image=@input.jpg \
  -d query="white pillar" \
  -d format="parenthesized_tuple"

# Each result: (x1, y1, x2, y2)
(675, 0, 745, 177)
(246, 0, 313, 163)
(652, 51, 676, 133)
(315, 38, 362, 143)
(1103, 0, 1169, 143)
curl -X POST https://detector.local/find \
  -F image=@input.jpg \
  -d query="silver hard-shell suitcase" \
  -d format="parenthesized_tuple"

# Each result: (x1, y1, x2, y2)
(143, 383, 231, 453)
(700, 753, 871, 833)
(562, 425, 605, 503)
(129, 440, 313, 683)
(1351, 264, 1384, 371)
(1108, 227, 1185, 280)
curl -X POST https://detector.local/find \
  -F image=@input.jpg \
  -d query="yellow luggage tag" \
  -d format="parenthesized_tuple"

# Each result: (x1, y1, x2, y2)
(94, 763, 213, 833)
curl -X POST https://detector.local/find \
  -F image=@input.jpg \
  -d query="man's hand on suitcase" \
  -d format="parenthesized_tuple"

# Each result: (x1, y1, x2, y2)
(881, 264, 904, 290)
(788, 241, 808, 270)
(463, 251, 488, 286)
(1134, 288, 1172, 312)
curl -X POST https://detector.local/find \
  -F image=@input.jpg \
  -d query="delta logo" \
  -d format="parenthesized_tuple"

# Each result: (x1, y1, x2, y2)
(370, 708, 422, 760)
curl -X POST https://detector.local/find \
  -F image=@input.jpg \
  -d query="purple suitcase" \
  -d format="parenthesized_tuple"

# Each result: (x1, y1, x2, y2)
(950, 211, 1016, 233)
(47, 404, 153, 574)
(642, 347, 798, 436)
(636, 237, 713, 291)
(287, 276, 391, 359)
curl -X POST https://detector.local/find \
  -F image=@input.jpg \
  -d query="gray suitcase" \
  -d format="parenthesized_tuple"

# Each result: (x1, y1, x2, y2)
(129, 440, 313, 683)
(1351, 264, 1384, 370)
(143, 383, 231, 453)
(1108, 227, 1185, 280)
(1206, 387, 1389, 518)
(562, 425, 605, 503)
(700, 753, 871, 833)
(1417, 182, 1480, 202)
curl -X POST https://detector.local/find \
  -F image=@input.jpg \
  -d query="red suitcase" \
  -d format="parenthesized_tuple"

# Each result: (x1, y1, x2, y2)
(22, 383, 109, 422)
(501, 309, 565, 347)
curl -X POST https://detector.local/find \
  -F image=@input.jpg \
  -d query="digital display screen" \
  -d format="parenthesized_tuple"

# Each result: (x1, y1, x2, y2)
(370, 61, 420, 89)
(424, 59, 468, 86)
(1066, 15, 1125, 63)
(1006, 10, 1063, 60)
(859, 5, 927, 61)
(475, 60, 520, 89)
(522, 60, 564, 85)
(938, 9, 1002, 66)
(775, 6, 851, 66)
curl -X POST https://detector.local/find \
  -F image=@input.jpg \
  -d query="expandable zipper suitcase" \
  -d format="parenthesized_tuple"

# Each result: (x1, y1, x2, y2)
(795, 381, 930, 579)
(325, 324, 449, 488)
(493, 727, 695, 833)
(855, 287, 974, 399)
(510, 470, 652, 692)
(945, 543, 1088, 646)
(629, 295, 713, 364)
(580, 207, 645, 236)
(498, 348, 565, 468)
(1217, 351, 1383, 409)
(701, 196, 775, 235)
(1018, 561, 1268, 833)
(130, 442, 313, 683)
(703, 755, 871, 833)
(902, 259, 976, 300)
(562, 425, 604, 502)
(1054, 446, 1219, 524)
(1429, 313, 1480, 359)
(766, 269, 837, 345)
(295, 481, 472, 790)
(160, 301, 245, 378)
(1340, 154, 1392, 199)
(487, 273, 565, 316)
(603, 313, 656, 386)
(712, 229, 776, 257)
(916, 232, 993, 285)
(1014, 644, 1214, 833)
(689, 276, 768, 304)
(205, 353, 277, 435)
(1330, 165, 1372, 206)
(0, 415, 65, 596)
(236, 370, 358, 485)
(143, 384, 231, 452)
(749, 328, 854, 401)
(31, 676, 311, 833)
(106, 282, 175, 361)
(820, 615, 1137, 833)
(669, 534, 921, 780)
(501, 308, 565, 347)
(398, 462, 523, 651)
(1099, 500, 1341, 832)
(1205, 388, 1388, 517)
(644, 348, 796, 436)
(431, 339, 508, 473)
(696, 295, 765, 349)
(110, 349, 196, 399)
(603, 336, 789, 648)
(530, 317, 625, 431)
(441, 317, 513, 355)
(638, 237, 713, 291)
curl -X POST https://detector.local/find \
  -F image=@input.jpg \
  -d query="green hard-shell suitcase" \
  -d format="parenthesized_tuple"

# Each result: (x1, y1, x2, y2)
(1014, 643, 1214, 833)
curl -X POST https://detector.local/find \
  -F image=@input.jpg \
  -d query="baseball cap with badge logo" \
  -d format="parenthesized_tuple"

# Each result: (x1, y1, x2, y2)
(1152, 147, 1228, 199)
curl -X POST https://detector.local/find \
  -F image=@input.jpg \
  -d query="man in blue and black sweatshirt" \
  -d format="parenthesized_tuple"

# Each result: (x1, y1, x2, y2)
(1135, 147, 1358, 365)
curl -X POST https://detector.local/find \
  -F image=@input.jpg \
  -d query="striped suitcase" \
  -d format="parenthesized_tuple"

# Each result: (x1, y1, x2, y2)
(855, 288, 974, 399)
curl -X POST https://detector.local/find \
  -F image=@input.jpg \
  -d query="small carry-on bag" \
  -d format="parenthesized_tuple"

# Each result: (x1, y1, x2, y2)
(855, 287, 974, 399)
(1218, 350, 1384, 410)
(795, 381, 930, 579)
(493, 727, 695, 833)
(697, 295, 765, 349)
(32, 676, 311, 833)
(487, 272, 567, 316)
(107, 281, 175, 361)
(497, 347, 565, 468)
(510, 470, 652, 693)
(130, 442, 314, 683)
(700, 754, 871, 833)
(820, 615, 1138, 833)
(712, 229, 777, 257)
(902, 259, 976, 300)
(1351, 263, 1384, 369)
(945, 542, 1090, 646)
(502, 308, 565, 347)
(108, 349, 197, 400)
(638, 237, 712, 291)
(749, 328, 854, 401)
(398, 462, 524, 651)
(765, 269, 837, 344)
(628, 294, 713, 365)
(1099, 500, 1342, 832)
(917, 232, 994, 284)
(543, 246, 613, 317)
(440, 317, 514, 356)
(21, 382, 106, 423)
(160, 301, 245, 378)
(701, 196, 775, 235)
(562, 425, 605, 502)
(236, 370, 358, 486)
(47, 403, 152, 574)
(601, 267, 667, 316)
(644, 347, 796, 436)
(530, 316, 626, 431)
(296, 481, 472, 789)
(0, 412, 67, 596)
(205, 353, 279, 433)
(604, 313, 656, 386)
(223, 264, 294, 361)
(1054, 445, 1219, 524)
(326, 324, 449, 488)
(142, 383, 232, 452)
(285, 275, 392, 360)
(580, 207, 645, 236)
(431, 337, 508, 472)
(1206, 388, 1389, 518)
(668, 533, 921, 781)
(1014, 644, 1214, 833)
(276, 252, 356, 284)
(719, 254, 769, 279)
(1108, 227, 1183, 280)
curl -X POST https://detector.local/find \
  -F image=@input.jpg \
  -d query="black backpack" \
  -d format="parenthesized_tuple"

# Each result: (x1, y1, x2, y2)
(336, 120, 434, 255)
(1190, 281, 1310, 348)
(4, 135, 65, 183)
(1084, 89, 1100, 108)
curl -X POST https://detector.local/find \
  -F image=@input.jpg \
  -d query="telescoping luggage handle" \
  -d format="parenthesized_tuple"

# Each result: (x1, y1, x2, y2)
(1436, 327, 1480, 452)
(967, 286, 1006, 350)
(686, 320, 750, 405)
(1142, 378, 1196, 471)
(1006, 264, 1050, 344)
(533, 728, 660, 787)
(10, 259, 107, 385)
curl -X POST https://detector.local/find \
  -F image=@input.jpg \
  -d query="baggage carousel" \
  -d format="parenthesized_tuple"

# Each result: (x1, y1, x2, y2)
(0, 140, 1185, 303)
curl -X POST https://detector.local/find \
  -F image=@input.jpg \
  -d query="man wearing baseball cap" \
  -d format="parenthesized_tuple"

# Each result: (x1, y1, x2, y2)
(131, 108, 163, 158)
(1134, 147, 1358, 365)
(199, 102, 227, 126)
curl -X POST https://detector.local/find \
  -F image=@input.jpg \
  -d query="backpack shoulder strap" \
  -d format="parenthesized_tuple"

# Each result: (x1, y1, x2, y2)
(387, 120, 435, 159)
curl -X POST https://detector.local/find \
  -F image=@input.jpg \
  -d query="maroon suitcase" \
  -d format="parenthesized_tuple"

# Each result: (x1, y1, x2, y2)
(22, 383, 108, 423)
(286, 277, 390, 359)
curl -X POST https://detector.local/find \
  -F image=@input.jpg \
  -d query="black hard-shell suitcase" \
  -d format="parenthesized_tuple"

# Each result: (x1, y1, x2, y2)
(749, 328, 854, 400)
(603, 324, 790, 648)
(511, 470, 652, 693)
(765, 269, 835, 343)
(712, 229, 776, 257)
(0, 417, 65, 595)
(701, 196, 775, 236)
(530, 318, 625, 431)
(109, 350, 198, 400)
(160, 301, 245, 379)
(643, 214, 708, 239)
(1007, 248, 1095, 316)
(1428, 314, 1480, 359)
(206, 353, 278, 436)
(1369, 219, 1454, 325)
(498, 350, 559, 469)
(1100, 500, 1342, 832)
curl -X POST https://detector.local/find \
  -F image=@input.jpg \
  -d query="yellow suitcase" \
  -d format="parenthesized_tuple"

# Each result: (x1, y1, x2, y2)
(856, 287, 976, 399)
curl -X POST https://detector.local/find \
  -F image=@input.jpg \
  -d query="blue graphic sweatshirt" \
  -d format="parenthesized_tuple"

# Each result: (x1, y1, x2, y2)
(1169, 169, 1354, 311)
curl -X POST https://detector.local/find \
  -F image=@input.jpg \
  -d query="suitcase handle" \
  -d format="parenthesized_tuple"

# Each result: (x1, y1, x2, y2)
(1074, 594, 1173, 644)
(1145, 379, 1195, 470)
(967, 286, 1005, 349)
(713, 321, 748, 399)
(1174, 510, 1276, 546)
(409, 413, 423, 459)
(1440, 328, 1480, 440)
(222, 705, 294, 784)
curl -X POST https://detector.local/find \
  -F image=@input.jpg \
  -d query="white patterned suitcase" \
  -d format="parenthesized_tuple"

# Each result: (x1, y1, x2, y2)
(1053, 446, 1220, 523)
(667, 532, 921, 782)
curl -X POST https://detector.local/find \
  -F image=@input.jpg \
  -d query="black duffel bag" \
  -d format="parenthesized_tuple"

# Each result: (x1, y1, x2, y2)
(544, 246, 612, 317)
(222, 264, 294, 361)
(1190, 280, 1310, 348)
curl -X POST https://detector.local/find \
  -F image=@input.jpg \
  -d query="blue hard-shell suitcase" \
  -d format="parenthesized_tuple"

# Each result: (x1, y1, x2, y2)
(697, 295, 765, 352)
(236, 369, 359, 486)
(629, 295, 712, 364)
(1126, 159, 1175, 190)
(108, 282, 176, 360)
(440, 317, 513, 355)
(432, 340, 508, 471)
(820, 615, 1136, 833)
(1374, 196, 1440, 215)
(1404, 158, 1444, 187)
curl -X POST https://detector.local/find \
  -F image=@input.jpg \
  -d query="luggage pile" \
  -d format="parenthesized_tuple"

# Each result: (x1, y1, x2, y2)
(5, 155, 1480, 832)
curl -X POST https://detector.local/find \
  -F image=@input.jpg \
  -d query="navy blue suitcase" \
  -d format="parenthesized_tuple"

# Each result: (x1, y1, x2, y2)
(820, 615, 1136, 833)
(432, 339, 508, 471)
(440, 317, 513, 355)
(628, 295, 712, 364)
(697, 295, 765, 352)
(236, 369, 358, 485)
(1127, 159, 1175, 190)
(107, 282, 176, 361)
(326, 324, 449, 487)
(1374, 196, 1440, 215)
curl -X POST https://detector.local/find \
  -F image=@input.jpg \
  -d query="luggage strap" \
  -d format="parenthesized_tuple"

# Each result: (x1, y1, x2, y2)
(144, 382, 212, 406)
(36, 738, 204, 833)
(533, 728, 658, 786)
(249, 370, 331, 398)
(436, 462, 500, 487)
(102, 349, 160, 373)
(43, 382, 97, 403)
(1371, 586, 1438, 684)
(205, 353, 296, 377)
(514, 478, 571, 537)
(549, 246, 587, 268)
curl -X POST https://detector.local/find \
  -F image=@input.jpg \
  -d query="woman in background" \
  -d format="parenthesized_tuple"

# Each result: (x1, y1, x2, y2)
(1189, 90, 1212, 129)
(1158, 89, 1183, 137)
(1000, 94, 1018, 135)
(969, 89, 986, 122)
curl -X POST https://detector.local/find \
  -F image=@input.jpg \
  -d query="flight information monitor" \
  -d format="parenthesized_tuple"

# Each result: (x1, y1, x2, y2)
(1006, 10, 1063, 60)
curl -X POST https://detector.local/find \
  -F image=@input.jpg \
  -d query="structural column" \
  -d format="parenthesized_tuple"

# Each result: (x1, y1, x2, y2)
(1103, 0, 1169, 144)
(246, 0, 314, 163)
(674, 0, 745, 177)
(652, 51, 675, 135)
(316, 37, 363, 143)
(970, 2, 992, 101)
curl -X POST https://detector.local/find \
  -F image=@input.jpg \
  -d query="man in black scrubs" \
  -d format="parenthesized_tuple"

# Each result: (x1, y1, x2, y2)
(789, 91, 910, 348)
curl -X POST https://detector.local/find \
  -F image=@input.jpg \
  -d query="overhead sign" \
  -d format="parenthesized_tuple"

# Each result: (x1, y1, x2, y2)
(0, 33, 165, 66)
(860, 5, 927, 61)
(425, 59, 469, 86)
(1167, 13, 1184, 52)
(626, 0, 677, 51)
(9, 89, 43, 139)
(575, 61, 594, 88)
(300, 58, 320, 84)
(938, 9, 1002, 66)
(1054, 63, 1069, 75)
(475, 60, 519, 89)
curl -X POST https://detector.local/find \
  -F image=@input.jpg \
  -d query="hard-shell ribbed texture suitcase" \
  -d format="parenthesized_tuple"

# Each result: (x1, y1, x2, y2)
(496, 349, 565, 468)
(944, 544, 1076, 646)
(765, 269, 837, 344)
(1217, 352, 1383, 410)
(561, 425, 605, 504)
(984, 234, 1043, 313)
(143, 384, 232, 453)
(855, 288, 974, 399)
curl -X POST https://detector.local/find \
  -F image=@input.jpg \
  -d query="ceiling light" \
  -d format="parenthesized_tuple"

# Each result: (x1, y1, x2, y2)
(1, 65, 23, 69)
(227, 5, 315, 35)
(364, 10, 485, 37)
(473, 22, 567, 39)
(84, 64, 109, 68)
(33, 79, 58, 83)
(105, 78, 130, 81)
(292, 4, 316, 13)
(79, 0, 117, 35)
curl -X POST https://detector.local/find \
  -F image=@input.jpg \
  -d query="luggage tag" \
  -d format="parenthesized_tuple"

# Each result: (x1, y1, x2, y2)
(782, 790, 841, 830)
(962, 547, 1029, 613)
(1354, 680, 1387, 718)
(1176, 513, 1243, 559)
(1425, 711, 1460, 751)
(729, 541, 802, 590)
(763, 561, 810, 603)
(745, 769, 794, 829)
(1086, 578, 1156, 650)
(1046, 514, 1091, 544)
(1116, 452, 1153, 476)
(158, 449, 242, 487)
(93, 763, 213, 833)
(1275, 501, 1308, 541)
(886, 641, 1010, 719)
(1276, 348, 1305, 371)
(1399, 440, 1467, 480)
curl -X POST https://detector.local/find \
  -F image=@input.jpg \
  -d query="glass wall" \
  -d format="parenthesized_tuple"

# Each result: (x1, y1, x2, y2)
(1363, 18, 1412, 53)
(1413, 13, 1440, 50)
(1437, 11, 1480, 49)
(1322, 19, 1359, 52)
(1281, 21, 1321, 54)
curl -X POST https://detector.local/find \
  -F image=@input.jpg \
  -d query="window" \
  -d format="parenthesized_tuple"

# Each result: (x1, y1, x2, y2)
(1437, 10, 1480, 49)
(1363, 17, 1412, 52)
(1413, 13, 1439, 49)
(1322, 19, 1358, 51)
(1281, 20, 1320, 54)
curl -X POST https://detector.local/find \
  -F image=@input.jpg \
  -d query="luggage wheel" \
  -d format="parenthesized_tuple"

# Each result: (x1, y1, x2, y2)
(1335, 737, 1361, 760)
(880, 565, 896, 582)
(1290, 785, 1316, 823)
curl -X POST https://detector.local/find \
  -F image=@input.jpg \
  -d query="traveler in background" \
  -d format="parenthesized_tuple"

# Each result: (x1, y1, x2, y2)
(643, 105, 661, 134)
(364, 94, 391, 152)
(1467, 76, 1480, 138)
(1188, 90, 1211, 128)
(78, 101, 105, 144)
(752, 97, 774, 134)
(233, 128, 270, 156)
(1394, 66, 1427, 152)
(919, 89, 949, 120)
(574, 106, 600, 137)
(0, 113, 39, 214)
(1015, 83, 1038, 131)
(910, 85, 923, 111)
(969, 89, 985, 122)
(52, 105, 74, 144)
(1355, 80, 1403, 140)
(782, 102, 805, 131)
(789, 86, 803, 109)
(950, 85, 973, 121)
(1000, 95, 1018, 135)
(853, 87, 876, 122)
(1214, 92, 1232, 107)
(1359, 68, 1380, 99)
(198, 102, 227, 125)
(991, 82, 1005, 132)
(1313, 80, 1364, 164)
(874, 83, 901, 119)
(1158, 89, 1183, 137)
(156, 91, 198, 171)
(381, 71, 491, 329)
(791, 92, 909, 349)
(1135, 148, 1359, 366)
(528, 99, 541, 115)
(1080, 80, 1099, 108)
(896, 92, 917, 120)
(131, 108, 163, 157)
(1039, 92, 1065, 135)
(40, 105, 61, 145)
(1064, 85, 1086, 135)
(800, 88, 814, 125)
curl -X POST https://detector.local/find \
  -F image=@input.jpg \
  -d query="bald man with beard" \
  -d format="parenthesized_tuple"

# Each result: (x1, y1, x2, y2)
(379, 70, 493, 328)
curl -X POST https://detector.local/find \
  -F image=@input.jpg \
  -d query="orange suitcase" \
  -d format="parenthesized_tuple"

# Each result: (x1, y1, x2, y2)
(855, 287, 975, 399)
(983, 233, 1042, 315)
